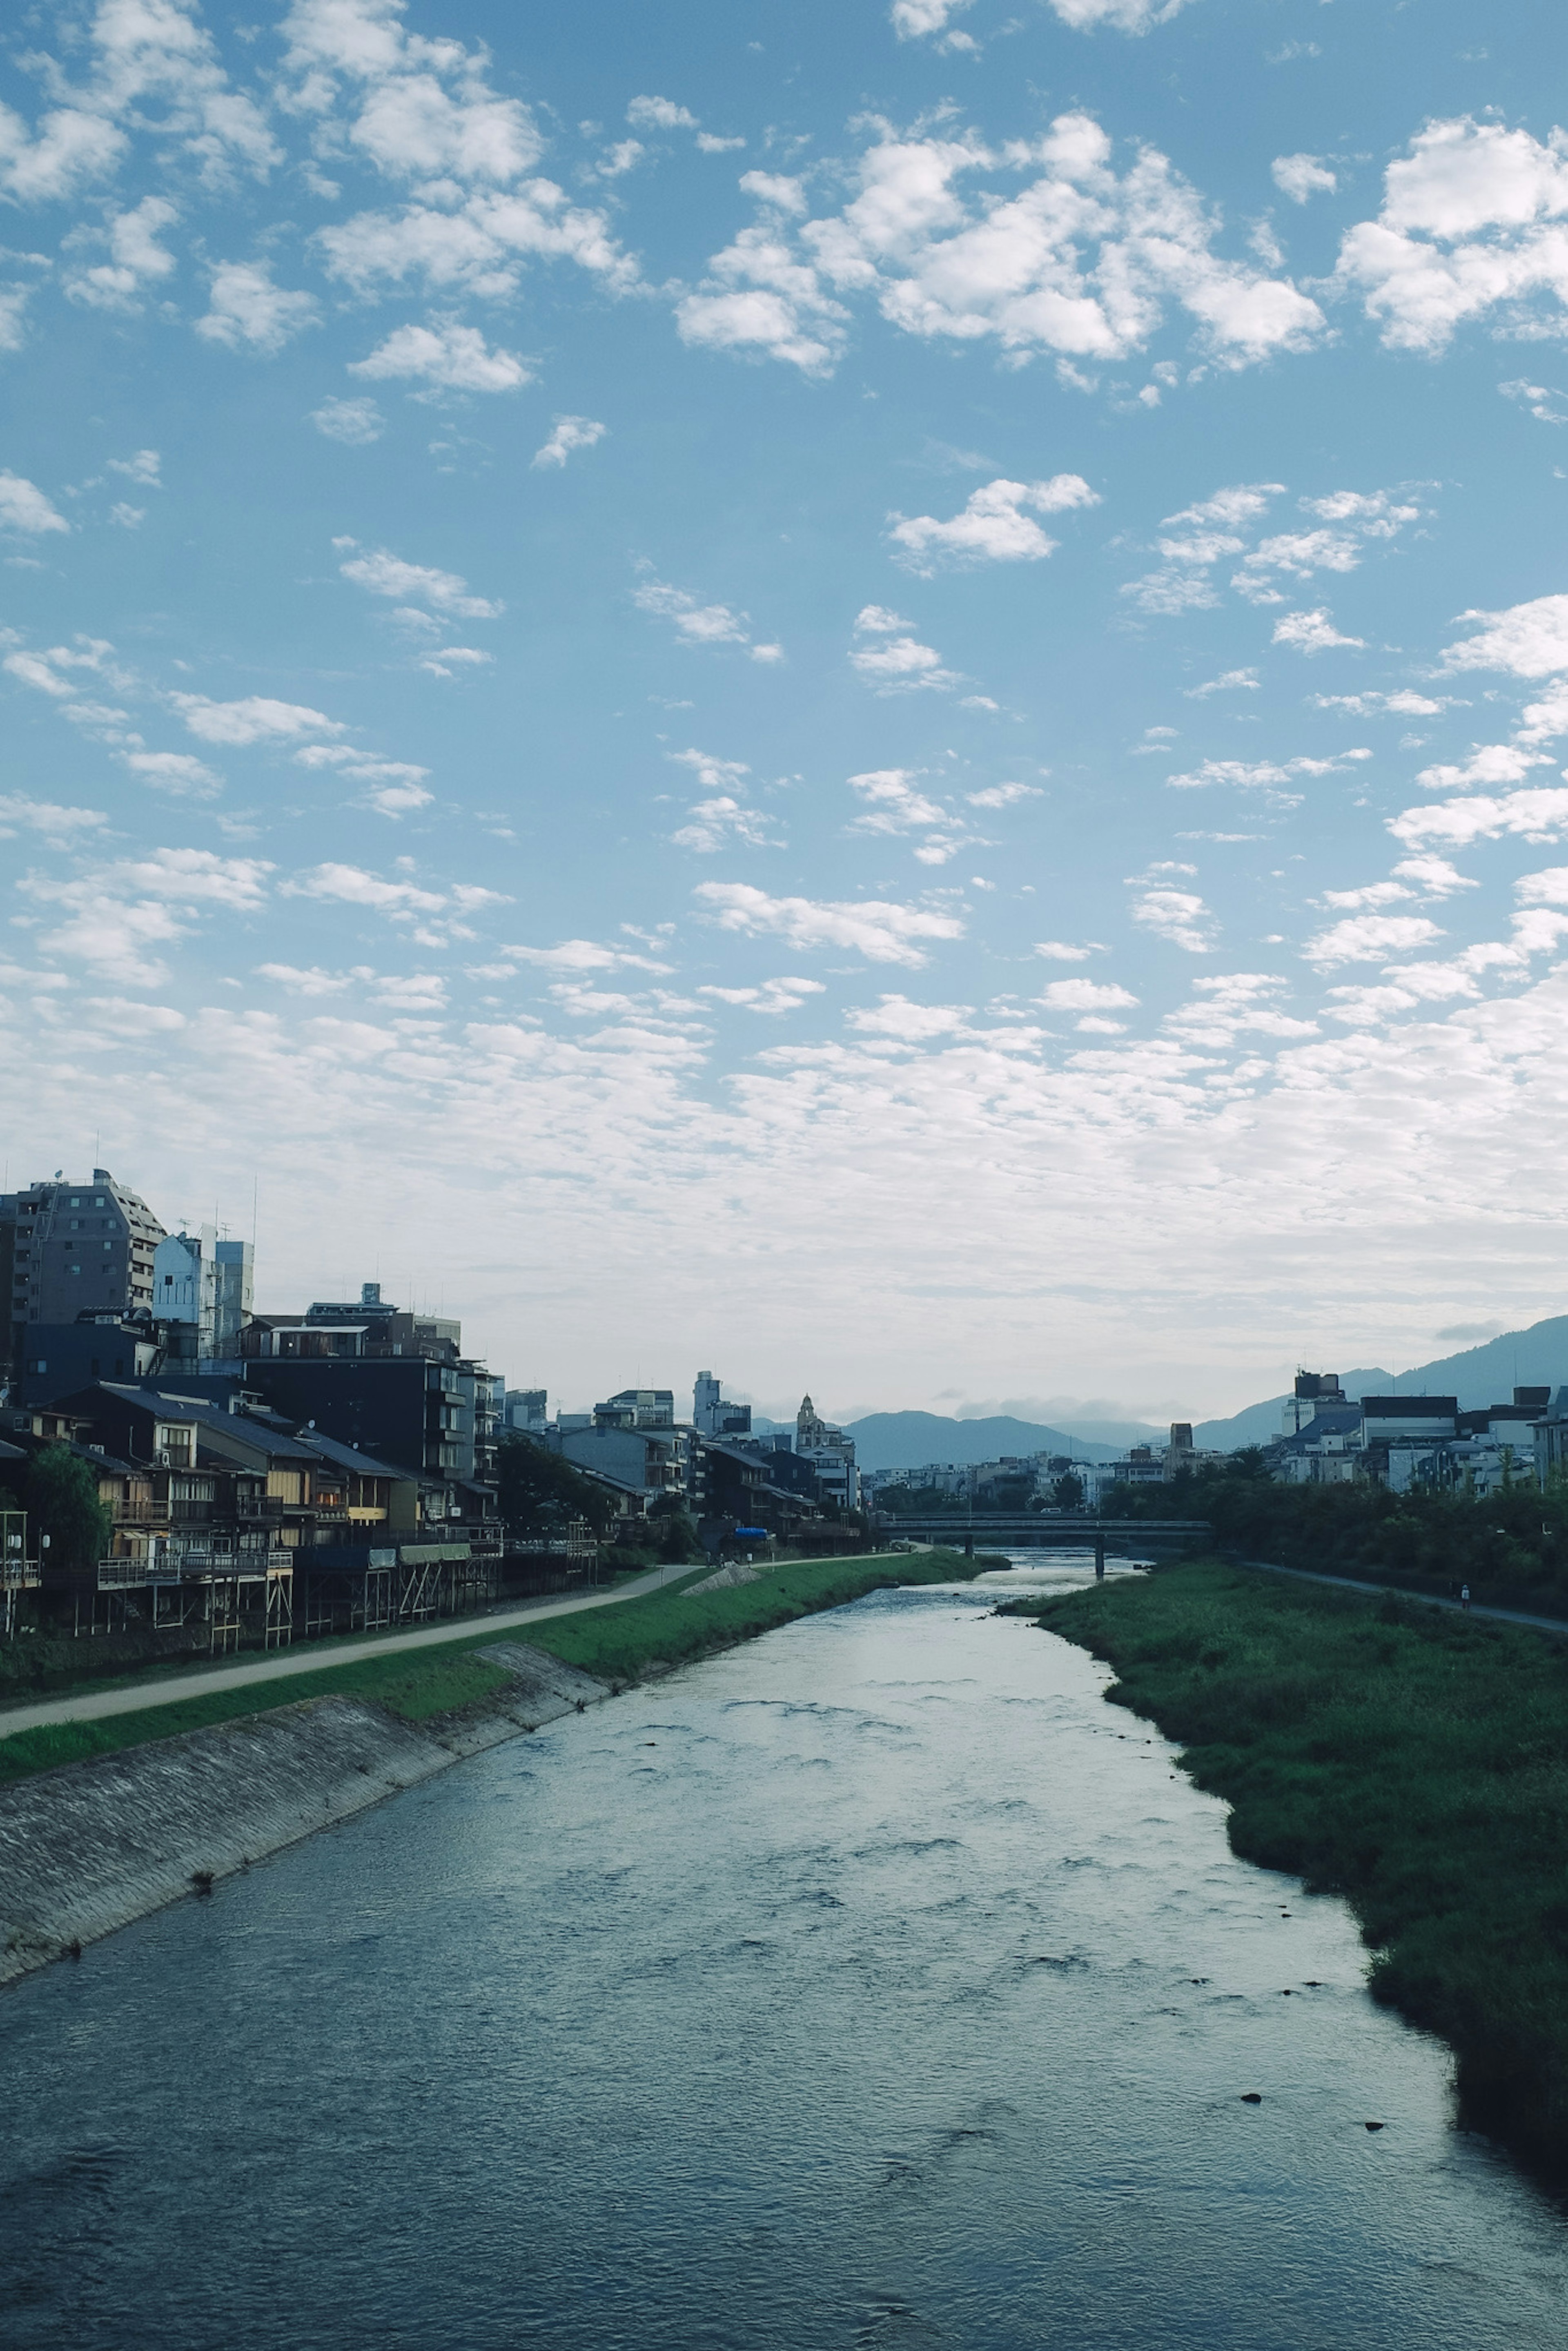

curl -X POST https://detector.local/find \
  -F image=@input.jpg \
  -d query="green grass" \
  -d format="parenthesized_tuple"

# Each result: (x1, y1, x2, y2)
(0, 1549, 978, 1790)
(525, 1547, 979, 1685)
(1023, 1556, 1568, 2180)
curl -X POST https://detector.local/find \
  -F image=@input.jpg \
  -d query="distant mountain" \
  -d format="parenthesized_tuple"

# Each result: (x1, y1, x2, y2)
(1194, 1313, 1568, 1452)
(844, 1411, 1142, 1471)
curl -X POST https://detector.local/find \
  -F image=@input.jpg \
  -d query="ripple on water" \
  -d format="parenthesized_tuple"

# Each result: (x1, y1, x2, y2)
(0, 1575, 1566, 2351)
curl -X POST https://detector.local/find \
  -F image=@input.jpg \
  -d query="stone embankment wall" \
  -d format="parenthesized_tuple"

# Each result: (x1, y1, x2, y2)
(0, 1644, 608, 1988)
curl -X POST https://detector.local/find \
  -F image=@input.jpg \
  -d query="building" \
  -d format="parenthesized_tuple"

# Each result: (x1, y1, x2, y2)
(1281, 1371, 1348, 1436)
(503, 1388, 548, 1434)
(794, 1394, 860, 1511)
(151, 1228, 254, 1364)
(4, 1168, 166, 1390)
(693, 1370, 753, 1440)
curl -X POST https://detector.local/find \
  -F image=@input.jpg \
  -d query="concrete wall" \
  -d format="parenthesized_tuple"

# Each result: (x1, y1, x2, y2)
(0, 1644, 607, 1987)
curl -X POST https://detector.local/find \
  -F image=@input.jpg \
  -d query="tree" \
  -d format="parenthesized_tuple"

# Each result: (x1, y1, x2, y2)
(24, 1445, 111, 1574)
(648, 1491, 699, 1562)
(495, 1436, 619, 1540)
(1051, 1470, 1085, 1511)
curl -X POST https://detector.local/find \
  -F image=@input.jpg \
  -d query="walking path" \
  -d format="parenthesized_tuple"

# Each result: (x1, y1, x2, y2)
(1241, 1556, 1568, 1638)
(0, 1561, 695, 1741)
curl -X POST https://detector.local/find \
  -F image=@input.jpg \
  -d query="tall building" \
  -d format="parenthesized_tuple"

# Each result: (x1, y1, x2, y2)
(151, 1228, 254, 1362)
(693, 1371, 753, 1439)
(4, 1169, 165, 1386)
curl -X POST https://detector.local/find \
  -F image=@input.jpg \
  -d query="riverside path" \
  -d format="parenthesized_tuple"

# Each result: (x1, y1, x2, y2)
(0, 1558, 704, 1742)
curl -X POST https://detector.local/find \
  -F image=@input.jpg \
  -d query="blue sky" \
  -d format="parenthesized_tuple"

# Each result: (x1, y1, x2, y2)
(5, 0, 1568, 1424)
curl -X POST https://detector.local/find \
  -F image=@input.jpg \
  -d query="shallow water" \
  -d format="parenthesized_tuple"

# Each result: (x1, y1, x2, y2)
(2, 1559, 1565, 2349)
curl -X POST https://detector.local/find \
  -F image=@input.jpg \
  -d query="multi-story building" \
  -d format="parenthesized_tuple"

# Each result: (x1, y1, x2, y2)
(151, 1228, 254, 1363)
(795, 1393, 860, 1511)
(693, 1371, 753, 1440)
(3, 1169, 165, 1388)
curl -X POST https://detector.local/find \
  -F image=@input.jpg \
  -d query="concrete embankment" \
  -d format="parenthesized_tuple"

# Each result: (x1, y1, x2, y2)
(0, 1643, 608, 1988)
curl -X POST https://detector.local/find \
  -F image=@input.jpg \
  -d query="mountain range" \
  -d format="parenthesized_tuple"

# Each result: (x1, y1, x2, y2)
(842, 1315, 1568, 1473)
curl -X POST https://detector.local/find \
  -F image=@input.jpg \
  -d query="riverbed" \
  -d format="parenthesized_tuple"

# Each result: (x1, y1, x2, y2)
(2, 1559, 1565, 2348)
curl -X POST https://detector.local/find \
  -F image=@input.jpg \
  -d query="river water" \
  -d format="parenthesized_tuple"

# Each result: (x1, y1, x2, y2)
(4, 1561, 1567, 2349)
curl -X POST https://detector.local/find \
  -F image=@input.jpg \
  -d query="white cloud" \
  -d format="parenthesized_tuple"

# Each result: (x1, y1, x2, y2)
(1047, 0, 1194, 22)
(694, 882, 965, 966)
(0, 793, 108, 842)
(1312, 689, 1452, 717)
(1185, 668, 1260, 698)
(0, 472, 68, 534)
(64, 196, 180, 311)
(1334, 118, 1568, 354)
(849, 605, 960, 693)
(627, 96, 698, 130)
(1389, 786, 1568, 850)
(676, 214, 850, 377)
(312, 395, 384, 443)
(700, 976, 826, 1015)
(1272, 154, 1337, 205)
(1272, 608, 1365, 653)
(1167, 750, 1369, 790)
(1162, 972, 1317, 1046)
(24, 849, 273, 986)
(1034, 940, 1099, 961)
(739, 172, 807, 215)
(416, 646, 491, 678)
(1040, 977, 1139, 1010)
(888, 474, 1098, 572)
(532, 414, 607, 468)
(1500, 377, 1568, 425)
(502, 938, 672, 975)
(0, 106, 126, 205)
(634, 573, 779, 660)
(314, 187, 637, 306)
(336, 542, 502, 618)
(1414, 743, 1548, 793)
(1441, 593, 1568, 678)
(1123, 481, 1285, 611)
(689, 112, 1322, 385)
(170, 693, 345, 746)
(281, 0, 542, 186)
(109, 501, 144, 529)
(1130, 885, 1217, 952)
(108, 449, 162, 487)
(1304, 913, 1446, 967)
(350, 319, 530, 393)
(196, 261, 321, 355)
(122, 751, 223, 800)
(846, 995, 977, 1040)
(967, 781, 1041, 808)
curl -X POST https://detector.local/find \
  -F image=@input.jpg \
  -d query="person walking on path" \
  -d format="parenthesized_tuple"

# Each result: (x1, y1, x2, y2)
(1461, 1583, 1471, 1611)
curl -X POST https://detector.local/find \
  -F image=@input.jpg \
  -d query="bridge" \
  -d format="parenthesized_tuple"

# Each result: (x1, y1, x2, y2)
(872, 1513, 1211, 1578)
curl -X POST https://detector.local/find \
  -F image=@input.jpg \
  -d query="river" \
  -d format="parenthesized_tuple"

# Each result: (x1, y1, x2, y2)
(2, 1560, 1566, 2348)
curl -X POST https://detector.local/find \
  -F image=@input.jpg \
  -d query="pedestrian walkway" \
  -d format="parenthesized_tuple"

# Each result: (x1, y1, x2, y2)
(0, 1560, 696, 1741)
(1241, 1556, 1568, 1638)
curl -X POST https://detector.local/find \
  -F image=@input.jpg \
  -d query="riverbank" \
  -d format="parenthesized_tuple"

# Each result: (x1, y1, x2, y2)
(1, 1550, 981, 1984)
(1017, 1557, 1568, 2180)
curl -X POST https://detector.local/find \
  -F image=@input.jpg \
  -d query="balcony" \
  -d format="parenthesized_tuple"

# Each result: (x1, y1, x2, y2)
(234, 1496, 285, 1524)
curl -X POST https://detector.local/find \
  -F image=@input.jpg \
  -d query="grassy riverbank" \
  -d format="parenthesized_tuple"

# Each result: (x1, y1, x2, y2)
(0, 1549, 979, 1789)
(1020, 1558, 1568, 2178)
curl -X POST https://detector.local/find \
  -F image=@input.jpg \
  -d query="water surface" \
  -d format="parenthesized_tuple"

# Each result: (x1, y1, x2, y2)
(3, 1560, 1564, 2349)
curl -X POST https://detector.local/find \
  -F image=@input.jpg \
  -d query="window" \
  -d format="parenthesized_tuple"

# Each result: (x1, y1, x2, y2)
(69, 1266, 80, 1278)
(94, 1196, 105, 1206)
(69, 1196, 80, 1207)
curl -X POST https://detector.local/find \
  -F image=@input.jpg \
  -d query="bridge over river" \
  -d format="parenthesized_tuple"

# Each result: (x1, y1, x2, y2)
(871, 1513, 1212, 1577)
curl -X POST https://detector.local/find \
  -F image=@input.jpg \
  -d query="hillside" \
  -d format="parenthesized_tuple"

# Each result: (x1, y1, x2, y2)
(1194, 1313, 1568, 1452)
(844, 1411, 1148, 1471)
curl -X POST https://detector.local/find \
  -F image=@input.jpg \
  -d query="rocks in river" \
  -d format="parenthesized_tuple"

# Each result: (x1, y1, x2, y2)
(1241, 2092, 1263, 2104)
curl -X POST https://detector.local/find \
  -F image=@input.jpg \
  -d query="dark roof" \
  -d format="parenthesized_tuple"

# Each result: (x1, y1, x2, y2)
(1360, 1395, 1458, 1418)
(294, 1428, 410, 1483)
(0, 1437, 25, 1463)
